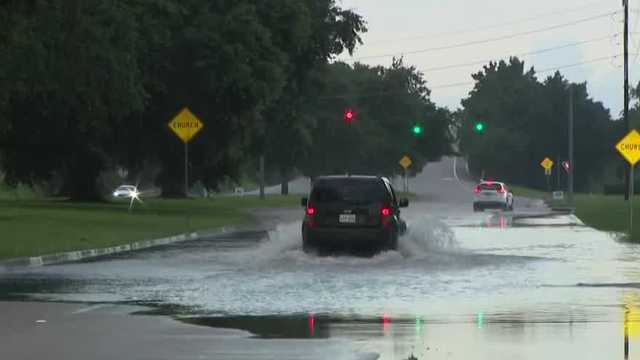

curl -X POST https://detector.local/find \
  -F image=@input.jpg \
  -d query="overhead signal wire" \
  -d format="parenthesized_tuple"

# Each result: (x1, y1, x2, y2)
(317, 54, 628, 100)
(348, 11, 619, 61)
(421, 33, 620, 73)
(366, 0, 615, 45)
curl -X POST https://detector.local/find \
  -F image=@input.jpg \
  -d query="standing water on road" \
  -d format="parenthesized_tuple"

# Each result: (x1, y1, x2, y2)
(2, 204, 640, 359)
(0, 211, 632, 320)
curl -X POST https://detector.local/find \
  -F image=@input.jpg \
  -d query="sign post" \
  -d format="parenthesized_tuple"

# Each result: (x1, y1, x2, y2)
(168, 108, 204, 197)
(540, 157, 554, 193)
(399, 155, 413, 193)
(545, 168, 552, 192)
(615, 129, 640, 236)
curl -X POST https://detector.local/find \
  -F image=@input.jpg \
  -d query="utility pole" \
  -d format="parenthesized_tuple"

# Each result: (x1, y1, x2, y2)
(624, 0, 631, 200)
(568, 85, 574, 204)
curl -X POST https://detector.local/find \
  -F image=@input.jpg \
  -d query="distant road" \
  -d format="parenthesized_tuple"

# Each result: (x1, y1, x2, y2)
(240, 157, 548, 216)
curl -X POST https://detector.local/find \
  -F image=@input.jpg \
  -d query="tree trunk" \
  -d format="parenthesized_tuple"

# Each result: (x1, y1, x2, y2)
(159, 169, 188, 198)
(280, 167, 289, 195)
(62, 147, 104, 202)
(158, 158, 190, 198)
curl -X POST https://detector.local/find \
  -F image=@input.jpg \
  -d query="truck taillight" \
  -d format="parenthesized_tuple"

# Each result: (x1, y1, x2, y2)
(306, 207, 316, 216)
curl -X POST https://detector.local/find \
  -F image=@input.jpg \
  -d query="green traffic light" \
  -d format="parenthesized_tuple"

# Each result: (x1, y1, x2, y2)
(412, 125, 423, 135)
(474, 122, 485, 133)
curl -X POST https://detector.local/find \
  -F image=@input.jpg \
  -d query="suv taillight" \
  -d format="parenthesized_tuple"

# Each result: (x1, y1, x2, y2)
(381, 205, 392, 227)
(496, 187, 506, 194)
(305, 206, 315, 227)
(474, 186, 481, 194)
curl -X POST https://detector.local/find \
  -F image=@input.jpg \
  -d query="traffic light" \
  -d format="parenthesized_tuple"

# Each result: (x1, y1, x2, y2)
(473, 121, 486, 134)
(412, 124, 423, 136)
(343, 108, 355, 123)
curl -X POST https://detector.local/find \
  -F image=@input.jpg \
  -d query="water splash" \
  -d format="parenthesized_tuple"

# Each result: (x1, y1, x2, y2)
(225, 214, 460, 268)
(399, 215, 459, 258)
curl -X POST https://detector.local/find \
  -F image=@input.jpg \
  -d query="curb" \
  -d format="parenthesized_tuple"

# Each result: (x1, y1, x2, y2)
(0, 227, 235, 271)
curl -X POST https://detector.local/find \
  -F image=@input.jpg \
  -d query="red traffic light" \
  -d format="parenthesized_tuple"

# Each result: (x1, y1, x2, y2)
(344, 109, 355, 123)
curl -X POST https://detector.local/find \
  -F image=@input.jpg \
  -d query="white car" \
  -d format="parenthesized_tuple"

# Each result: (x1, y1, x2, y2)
(112, 185, 138, 198)
(473, 181, 513, 212)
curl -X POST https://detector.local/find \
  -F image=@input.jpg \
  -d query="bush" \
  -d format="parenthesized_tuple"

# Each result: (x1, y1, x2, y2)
(0, 181, 38, 199)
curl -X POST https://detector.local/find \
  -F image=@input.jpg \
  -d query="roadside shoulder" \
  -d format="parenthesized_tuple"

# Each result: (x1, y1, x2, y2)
(0, 227, 235, 271)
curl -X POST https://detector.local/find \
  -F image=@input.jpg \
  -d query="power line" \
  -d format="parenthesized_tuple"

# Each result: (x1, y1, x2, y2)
(317, 54, 625, 100)
(367, 0, 615, 45)
(536, 54, 622, 74)
(438, 54, 629, 88)
(433, 54, 631, 88)
(421, 33, 620, 73)
(348, 11, 618, 61)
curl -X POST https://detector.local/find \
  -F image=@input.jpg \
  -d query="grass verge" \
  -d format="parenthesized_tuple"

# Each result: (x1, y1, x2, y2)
(510, 186, 638, 240)
(509, 186, 548, 200)
(572, 195, 636, 239)
(0, 195, 300, 260)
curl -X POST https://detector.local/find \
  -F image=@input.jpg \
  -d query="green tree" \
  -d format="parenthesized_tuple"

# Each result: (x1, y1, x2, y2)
(259, 0, 367, 194)
(0, 0, 144, 200)
(459, 57, 615, 191)
(299, 59, 454, 178)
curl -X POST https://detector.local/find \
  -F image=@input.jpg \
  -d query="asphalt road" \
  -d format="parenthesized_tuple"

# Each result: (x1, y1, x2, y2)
(0, 158, 635, 360)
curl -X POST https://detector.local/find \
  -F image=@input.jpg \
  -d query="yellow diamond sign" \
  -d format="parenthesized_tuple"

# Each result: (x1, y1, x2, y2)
(168, 108, 204, 143)
(540, 157, 554, 170)
(616, 129, 640, 166)
(399, 155, 412, 170)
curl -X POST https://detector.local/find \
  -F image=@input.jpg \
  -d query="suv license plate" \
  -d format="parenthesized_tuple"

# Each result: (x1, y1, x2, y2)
(339, 214, 356, 224)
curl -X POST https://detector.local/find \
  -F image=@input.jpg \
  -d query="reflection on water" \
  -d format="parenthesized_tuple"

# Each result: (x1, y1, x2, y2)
(476, 312, 484, 329)
(177, 309, 638, 360)
(309, 313, 316, 337)
(485, 213, 508, 229)
(623, 293, 640, 359)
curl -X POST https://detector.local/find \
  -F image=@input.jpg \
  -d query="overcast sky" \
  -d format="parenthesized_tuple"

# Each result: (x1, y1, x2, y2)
(336, 0, 640, 117)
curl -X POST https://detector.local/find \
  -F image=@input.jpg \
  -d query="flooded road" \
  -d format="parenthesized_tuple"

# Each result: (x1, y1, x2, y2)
(2, 158, 640, 359)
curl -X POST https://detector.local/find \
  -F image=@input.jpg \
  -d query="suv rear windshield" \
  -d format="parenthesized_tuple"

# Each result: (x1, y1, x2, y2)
(311, 178, 389, 204)
(479, 183, 503, 191)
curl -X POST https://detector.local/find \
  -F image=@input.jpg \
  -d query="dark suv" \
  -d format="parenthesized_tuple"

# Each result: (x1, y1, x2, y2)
(300, 175, 408, 253)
